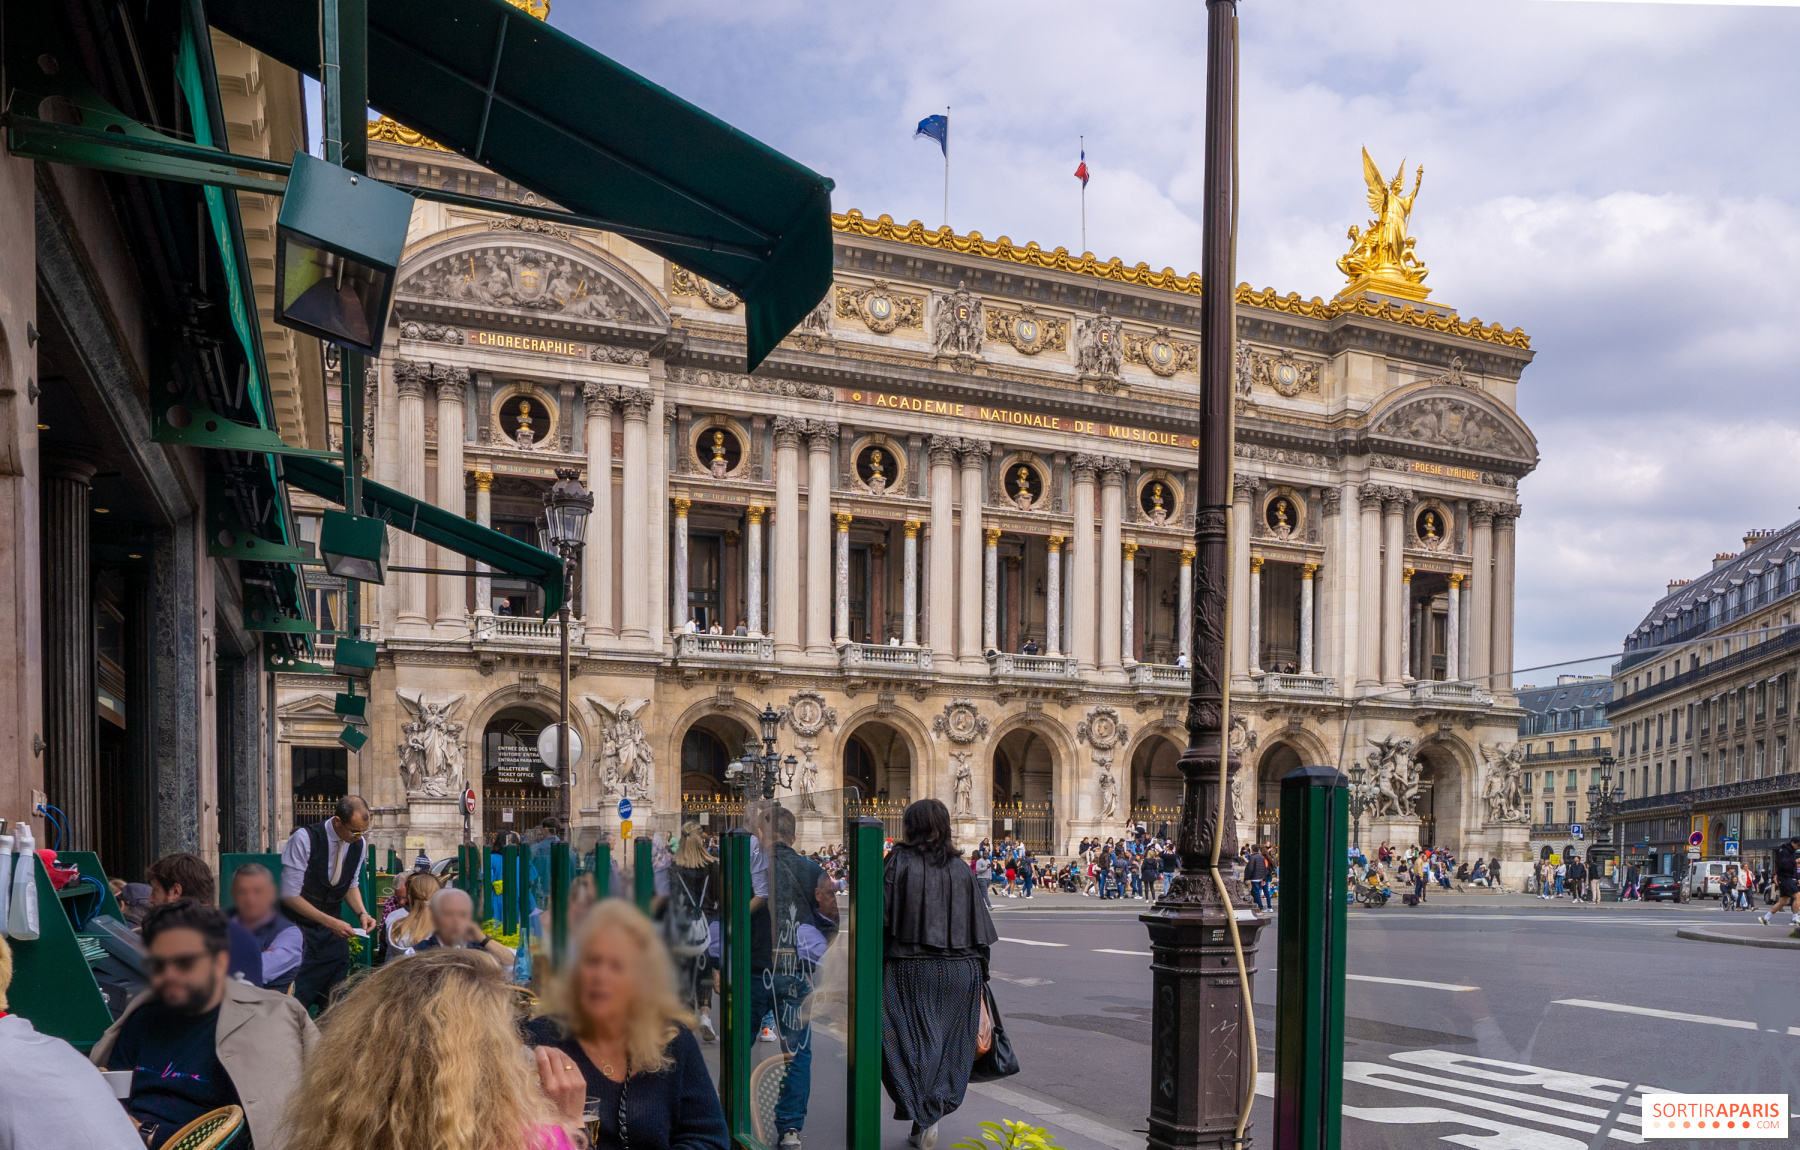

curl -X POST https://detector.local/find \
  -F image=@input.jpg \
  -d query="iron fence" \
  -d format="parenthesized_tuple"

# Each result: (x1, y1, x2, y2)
(990, 803, 1055, 853)
(292, 796, 337, 831)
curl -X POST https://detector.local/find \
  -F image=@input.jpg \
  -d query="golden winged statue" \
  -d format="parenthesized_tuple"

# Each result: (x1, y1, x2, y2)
(1336, 147, 1429, 301)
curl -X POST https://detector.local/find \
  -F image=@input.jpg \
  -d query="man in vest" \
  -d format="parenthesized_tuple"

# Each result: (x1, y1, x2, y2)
(280, 795, 376, 1012)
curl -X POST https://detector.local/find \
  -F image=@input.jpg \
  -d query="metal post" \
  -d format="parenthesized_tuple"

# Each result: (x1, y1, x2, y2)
(502, 844, 521, 935)
(549, 842, 571, 969)
(1143, 3, 1263, 1149)
(634, 836, 654, 913)
(560, 592, 572, 829)
(719, 829, 754, 1143)
(847, 817, 885, 1150)
(478, 847, 493, 922)
(594, 842, 611, 901)
(1274, 767, 1347, 1150)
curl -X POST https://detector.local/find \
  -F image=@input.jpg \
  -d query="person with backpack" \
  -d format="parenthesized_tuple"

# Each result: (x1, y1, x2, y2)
(659, 822, 721, 1042)
(752, 806, 838, 1149)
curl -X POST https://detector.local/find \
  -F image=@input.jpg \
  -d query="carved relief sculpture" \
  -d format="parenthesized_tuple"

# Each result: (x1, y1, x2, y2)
(402, 246, 653, 324)
(397, 691, 467, 797)
(932, 282, 985, 356)
(1241, 349, 1321, 397)
(985, 303, 1067, 355)
(589, 697, 655, 800)
(933, 698, 991, 744)
(1076, 705, 1128, 752)
(1478, 742, 1529, 823)
(836, 279, 925, 334)
(1096, 754, 1119, 820)
(1123, 327, 1198, 377)
(780, 690, 840, 738)
(1374, 396, 1527, 459)
(1365, 735, 1420, 818)
(1074, 310, 1124, 380)
(795, 743, 820, 812)
(670, 265, 741, 309)
(951, 752, 975, 816)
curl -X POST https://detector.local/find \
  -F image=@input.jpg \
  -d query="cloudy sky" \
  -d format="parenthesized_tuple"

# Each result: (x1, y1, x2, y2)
(540, 0, 1800, 677)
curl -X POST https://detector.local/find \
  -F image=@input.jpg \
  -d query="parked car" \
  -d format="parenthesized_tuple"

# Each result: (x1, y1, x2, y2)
(1640, 874, 1683, 902)
(1682, 859, 1733, 900)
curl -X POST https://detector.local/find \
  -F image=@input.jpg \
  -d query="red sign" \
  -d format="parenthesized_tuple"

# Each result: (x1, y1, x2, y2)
(462, 787, 477, 815)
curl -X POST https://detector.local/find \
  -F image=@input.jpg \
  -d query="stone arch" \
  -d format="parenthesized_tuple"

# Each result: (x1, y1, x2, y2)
(840, 719, 915, 804)
(1412, 734, 1477, 852)
(656, 695, 770, 788)
(990, 711, 1078, 851)
(1254, 741, 1306, 843)
(461, 685, 575, 840)
(395, 226, 671, 330)
(838, 702, 935, 803)
(1122, 721, 1185, 815)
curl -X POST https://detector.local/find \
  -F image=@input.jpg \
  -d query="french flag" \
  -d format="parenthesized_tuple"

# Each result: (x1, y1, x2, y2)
(1074, 148, 1089, 188)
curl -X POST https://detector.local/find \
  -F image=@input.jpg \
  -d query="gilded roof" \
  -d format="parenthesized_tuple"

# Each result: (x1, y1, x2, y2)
(832, 209, 1530, 350)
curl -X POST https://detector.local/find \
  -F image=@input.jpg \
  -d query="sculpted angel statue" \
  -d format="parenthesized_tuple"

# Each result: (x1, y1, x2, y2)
(590, 697, 655, 800)
(397, 691, 467, 797)
(1338, 147, 1429, 289)
(1478, 742, 1528, 823)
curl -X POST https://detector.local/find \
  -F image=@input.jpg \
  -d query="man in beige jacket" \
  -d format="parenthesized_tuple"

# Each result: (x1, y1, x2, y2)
(91, 901, 316, 1150)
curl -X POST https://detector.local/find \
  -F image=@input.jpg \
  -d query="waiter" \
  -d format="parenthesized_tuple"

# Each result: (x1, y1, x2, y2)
(281, 795, 377, 1011)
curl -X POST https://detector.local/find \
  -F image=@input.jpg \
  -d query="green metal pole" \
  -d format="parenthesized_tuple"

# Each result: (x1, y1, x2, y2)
(549, 842, 571, 969)
(502, 844, 521, 935)
(1273, 766, 1348, 1150)
(594, 842, 611, 900)
(719, 829, 753, 1146)
(847, 817, 885, 1150)
(634, 836, 654, 913)
(478, 847, 493, 923)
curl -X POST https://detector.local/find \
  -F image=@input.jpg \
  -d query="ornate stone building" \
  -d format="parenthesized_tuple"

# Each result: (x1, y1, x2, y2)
(274, 125, 1543, 860)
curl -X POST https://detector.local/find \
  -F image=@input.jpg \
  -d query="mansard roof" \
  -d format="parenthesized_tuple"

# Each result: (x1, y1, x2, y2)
(1626, 517, 1800, 643)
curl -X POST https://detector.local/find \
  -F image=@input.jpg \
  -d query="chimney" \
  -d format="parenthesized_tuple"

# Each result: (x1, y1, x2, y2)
(1713, 552, 1737, 571)
(1744, 529, 1775, 550)
(1667, 578, 1691, 595)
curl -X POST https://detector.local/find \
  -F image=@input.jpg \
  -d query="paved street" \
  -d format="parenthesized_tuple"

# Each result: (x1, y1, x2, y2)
(969, 892, 1800, 1150)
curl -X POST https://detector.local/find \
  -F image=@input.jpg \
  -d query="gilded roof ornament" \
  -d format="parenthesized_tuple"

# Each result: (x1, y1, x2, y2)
(367, 115, 452, 152)
(505, 0, 550, 17)
(1336, 147, 1430, 303)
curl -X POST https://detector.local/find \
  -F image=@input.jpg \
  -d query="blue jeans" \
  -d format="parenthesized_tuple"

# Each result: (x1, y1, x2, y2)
(752, 969, 815, 1133)
(1130, 872, 1143, 897)
(1249, 879, 1267, 909)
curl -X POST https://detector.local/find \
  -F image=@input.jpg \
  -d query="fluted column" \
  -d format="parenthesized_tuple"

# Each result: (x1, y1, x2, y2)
(1445, 572, 1462, 681)
(982, 525, 1001, 653)
(671, 498, 691, 632)
(473, 470, 494, 614)
(583, 384, 615, 637)
(1493, 509, 1518, 692)
(395, 364, 429, 633)
(1070, 455, 1099, 671)
(902, 519, 920, 646)
(746, 506, 765, 636)
(1046, 535, 1065, 656)
(1248, 555, 1264, 674)
(1177, 545, 1194, 663)
(805, 424, 837, 658)
(1121, 540, 1138, 665)
(772, 418, 804, 657)
(1230, 475, 1256, 677)
(1300, 562, 1317, 675)
(1400, 566, 1415, 682)
(927, 439, 956, 655)
(42, 451, 96, 849)
(835, 511, 853, 645)
(958, 441, 989, 666)
(1098, 461, 1125, 673)
(433, 371, 468, 631)
(620, 391, 653, 646)
(1357, 484, 1382, 689)
(1380, 491, 1408, 686)
(1468, 504, 1495, 686)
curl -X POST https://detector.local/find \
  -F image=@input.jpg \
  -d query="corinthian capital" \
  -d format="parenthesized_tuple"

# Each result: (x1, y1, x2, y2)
(1070, 452, 1101, 480)
(393, 359, 430, 399)
(955, 437, 991, 464)
(804, 419, 840, 449)
(618, 388, 654, 420)
(927, 434, 960, 466)
(773, 415, 807, 449)
(1232, 473, 1263, 503)
(434, 368, 469, 405)
(582, 381, 620, 409)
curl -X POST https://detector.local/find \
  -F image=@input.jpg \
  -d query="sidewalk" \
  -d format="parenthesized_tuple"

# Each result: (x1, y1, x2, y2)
(1675, 920, 1800, 950)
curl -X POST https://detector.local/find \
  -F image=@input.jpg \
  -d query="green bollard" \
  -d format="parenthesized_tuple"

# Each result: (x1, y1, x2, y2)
(846, 817, 885, 1150)
(549, 843, 571, 970)
(633, 837, 654, 913)
(478, 848, 493, 922)
(387, 847, 400, 874)
(718, 829, 753, 1145)
(594, 843, 612, 900)
(1274, 765, 1349, 1150)
(502, 844, 522, 936)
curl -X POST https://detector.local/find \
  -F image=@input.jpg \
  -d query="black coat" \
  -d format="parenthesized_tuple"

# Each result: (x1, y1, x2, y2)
(884, 844, 999, 957)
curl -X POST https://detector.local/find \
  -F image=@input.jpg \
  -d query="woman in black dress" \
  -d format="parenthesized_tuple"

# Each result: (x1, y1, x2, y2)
(881, 798, 999, 1150)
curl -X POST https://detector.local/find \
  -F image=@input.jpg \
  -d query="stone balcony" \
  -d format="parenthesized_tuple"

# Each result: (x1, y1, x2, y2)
(1255, 671, 1339, 698)
(840, 643, 934, 674)
(1407, 680, 1493, 706)
(674, 632, 776, 663)
(472, 613, 583, 645)
(987, 651, 1081, 679)
(1130, 662, 1190, 691)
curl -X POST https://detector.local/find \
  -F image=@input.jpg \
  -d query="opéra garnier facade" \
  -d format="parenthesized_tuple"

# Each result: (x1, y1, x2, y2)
(275, 124, 1541, 859)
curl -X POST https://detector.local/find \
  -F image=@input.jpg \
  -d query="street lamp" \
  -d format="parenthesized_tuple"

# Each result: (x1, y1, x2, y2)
(542, 468, 592, 828)
(1347, 760, 1372, 851)
(725, 707, 799, 802)
(1586, 752, 1621, 894)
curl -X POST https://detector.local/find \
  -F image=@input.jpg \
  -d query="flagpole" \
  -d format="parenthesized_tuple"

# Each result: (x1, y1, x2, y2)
(1080, 134, 1086, 253)
(943, 105, 950, 229)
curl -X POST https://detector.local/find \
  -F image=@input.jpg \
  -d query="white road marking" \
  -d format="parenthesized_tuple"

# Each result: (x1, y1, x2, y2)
(1347, 974, 1479, 992)
(1554, 998, 1800, 1036)
(990, 972, 1054, 986)
(968, 1081, 1141, 1150)
(1093, 948, 1153, 956)
(997, 936, 1068, 947)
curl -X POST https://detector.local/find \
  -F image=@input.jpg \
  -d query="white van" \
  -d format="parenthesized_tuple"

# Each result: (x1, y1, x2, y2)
(1682, 859, 1739, 900)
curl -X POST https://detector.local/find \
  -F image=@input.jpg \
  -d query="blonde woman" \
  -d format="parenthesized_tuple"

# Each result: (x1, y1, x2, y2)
(281, 948, 586, 1150)
(384, 871, 439, 959)
(527, 899, 727, 1150)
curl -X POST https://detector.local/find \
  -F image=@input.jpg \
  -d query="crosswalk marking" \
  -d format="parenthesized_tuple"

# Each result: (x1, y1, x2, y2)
(1093, 948, 1153, 956)
(1554, 997, 1800, 1036)
(1348, 974, 1478, 992)
(997, 936, 1068, 947)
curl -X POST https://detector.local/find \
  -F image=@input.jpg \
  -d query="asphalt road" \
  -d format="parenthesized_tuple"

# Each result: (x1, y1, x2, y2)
(974, 891, 1800, 1150)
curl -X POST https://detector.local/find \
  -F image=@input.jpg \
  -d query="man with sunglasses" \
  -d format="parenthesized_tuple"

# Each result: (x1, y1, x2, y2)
(92, 901, 317, 1149)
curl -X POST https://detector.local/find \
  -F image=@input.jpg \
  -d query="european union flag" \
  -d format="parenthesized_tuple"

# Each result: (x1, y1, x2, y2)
(915, 113, 948, 158)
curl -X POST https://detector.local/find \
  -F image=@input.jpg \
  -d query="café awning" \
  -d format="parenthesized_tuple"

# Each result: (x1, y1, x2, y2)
(205, 0, 834, 371)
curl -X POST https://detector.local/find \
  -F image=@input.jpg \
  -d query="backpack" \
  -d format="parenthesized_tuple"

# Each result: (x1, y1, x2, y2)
(665, 870, 711, 957)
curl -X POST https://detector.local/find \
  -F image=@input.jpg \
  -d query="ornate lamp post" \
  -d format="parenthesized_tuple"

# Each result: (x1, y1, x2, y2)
(1586, 752, 1620, 895)
(1348, 760, 1372, 851)
(543, 469, 593, 828)
(725, 704, 799, 802)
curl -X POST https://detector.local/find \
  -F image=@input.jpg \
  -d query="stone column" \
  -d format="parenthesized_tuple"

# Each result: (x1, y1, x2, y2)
(42, 451, 96, 849)
(835, 511, 853, 646)
(1248, 555, 1264, 674)
(957, 441, 989, 666)
(1493, 509, 1518, 692)
(1380, 490, 1408, 686)
(473, 470, 494, 615)
(1003, 554, 1022, 653)
(1098, 461, 1125, 673)
(671, 497, 691, 633)
(928, 437, 956, 655)
(902, 519, 920, 646)
(772, 418, 804, 657)
(583, 383, 615, 637)
(982, 525, 1001, 653)
(920, 530, 932, 647)
(1070, 455, 1099, 671)
(1046, 535, 1065, 656)
(1468, 503, 1495, 686)
(394, 363, 429, 633)
(1446, 572, 1462, 681)
(1230, 475, 1256, 677)
(1358, 484, 1383, 689)
(1400, 566, 1415, 682)
(620, 390, 653, 646)
(1178, 544, 1194, 664)
(1121, 541, 1139, 665)
(746, 505, 765, 636)
(1300, 562, 1317, 675)
(434, 371, 468, 631)
(871, 542, 888, 644)
(805, 423, 837, 657)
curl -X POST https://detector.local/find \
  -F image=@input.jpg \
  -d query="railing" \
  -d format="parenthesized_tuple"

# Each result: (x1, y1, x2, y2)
(1523, 747, 1608, 762)
(1615, 770, 1800, 813)
(1621, 624, 1800, 707)
(1409, 680, 1492, 705)
(1257, 671, 1338, 697)
(1128, 804, 1183, 835)
(987, 651, 1080, 678)
(1531, 823, 1573, 837)
(681, 793, 749, 834)
(989, 802, 1056, 853)
(292, 795, 338, 830)
(484, 789, 557, 838)
(674, 632, 775, 661)
(471, 613, 582, 644)
(840, 643, 933, 672)
(848, 798, 909, 842)
(1131, 663, 1191, 688)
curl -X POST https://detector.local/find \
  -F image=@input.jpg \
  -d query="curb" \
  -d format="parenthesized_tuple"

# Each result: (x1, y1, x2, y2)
(1676, 925, 1800, 950)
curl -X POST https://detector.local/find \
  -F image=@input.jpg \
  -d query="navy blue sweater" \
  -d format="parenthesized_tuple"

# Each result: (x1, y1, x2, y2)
(525, 1018, 727, 1150)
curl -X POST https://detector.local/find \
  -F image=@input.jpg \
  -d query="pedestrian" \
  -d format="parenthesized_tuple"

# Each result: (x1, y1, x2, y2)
(1552, 857, 1566, 899)
(1566, 855, 1587, 903)
(1140, 849, 1159, 902)
(753, 805, 837, 1148)
(661, 821, 721, 1041)
(1021, 852, 1037, 899)
(880, 798, 999, 1150)
(1758, 835, 1800, 926)
(1721, 864, 1740, 913)
(279, 795, 377, 1012)
(1244, 846, 1270, 910)
(228, 863, 303, 992)
(147, 853, 265, 988)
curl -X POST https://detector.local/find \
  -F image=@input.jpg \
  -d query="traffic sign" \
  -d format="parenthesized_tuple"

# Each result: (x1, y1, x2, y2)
(462, 787, 476, 815)
(618, 798, 633, 820)
(1689, 830, 1704, 847)
(1724, 839, 1740, 857)
(1570, 823, 1584, 839)
(621, 818, 633, 838)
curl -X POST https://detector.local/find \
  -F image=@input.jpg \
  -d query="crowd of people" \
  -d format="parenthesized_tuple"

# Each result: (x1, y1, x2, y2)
(1345, 842, 1496, 907)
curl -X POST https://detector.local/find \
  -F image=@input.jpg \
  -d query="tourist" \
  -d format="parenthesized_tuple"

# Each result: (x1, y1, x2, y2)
(280, 795, 377, 1011)
(228, 863, 303, 993)
(664, 821, 721, 1042)
(1244, 846, 1270, 910)
(1758, 835, 1799, 926)
(751, 805, 836, 1147)
(281, 948, 586, 1150)
(147, 852, 264, 987)
(383, 871, 441, 959)
(94, 901, 316, 1149)
(526, 900, 728, 1150)
(881, 798, 999, 1150)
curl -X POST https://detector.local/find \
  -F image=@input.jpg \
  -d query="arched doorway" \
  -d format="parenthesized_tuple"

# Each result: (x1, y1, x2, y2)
(1128, 735, 1183, 834)
(842, 721, 912, 804)
(1413, 742, 1465, 851)
(1254, 742, 1304, 848)
(482, 707, 556, 839)
(679, 715, 757, 799)
(991, 728, 1054, 851)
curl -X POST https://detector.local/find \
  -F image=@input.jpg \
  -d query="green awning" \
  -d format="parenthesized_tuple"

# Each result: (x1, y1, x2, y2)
(284, 456, 565, 617)
(205, 0, 834, 371)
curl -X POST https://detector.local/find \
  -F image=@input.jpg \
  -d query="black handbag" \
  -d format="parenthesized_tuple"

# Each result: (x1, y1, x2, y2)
(971, 981, 1019, 1082)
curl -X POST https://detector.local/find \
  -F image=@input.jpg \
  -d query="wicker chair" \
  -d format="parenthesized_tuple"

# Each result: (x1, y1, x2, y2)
(748, 1053, 791, 1146)
(161, 1105, 245, 1150)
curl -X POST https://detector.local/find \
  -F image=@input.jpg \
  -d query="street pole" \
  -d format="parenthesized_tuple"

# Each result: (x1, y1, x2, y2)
(1143, 4, 1263, 1150)
(559, 581, 571, 830)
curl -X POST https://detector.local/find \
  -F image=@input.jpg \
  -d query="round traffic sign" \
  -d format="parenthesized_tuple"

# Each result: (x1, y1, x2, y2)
(536, 724, 584, 770)
(1689, 830, 1704, 847)
(462, 787, 476, 815)
(618, 798, 633, 820)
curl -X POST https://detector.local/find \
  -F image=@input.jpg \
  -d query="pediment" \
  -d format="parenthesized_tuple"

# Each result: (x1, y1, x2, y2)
(1369, 388, 1536, 464)
(278, 692, 343, 720)
(397, 235, 666, 329)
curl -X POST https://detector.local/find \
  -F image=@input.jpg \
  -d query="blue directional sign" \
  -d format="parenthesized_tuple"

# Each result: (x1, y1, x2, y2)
(618, 798, 633, 820)
(1570, 823, 1583, 839)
